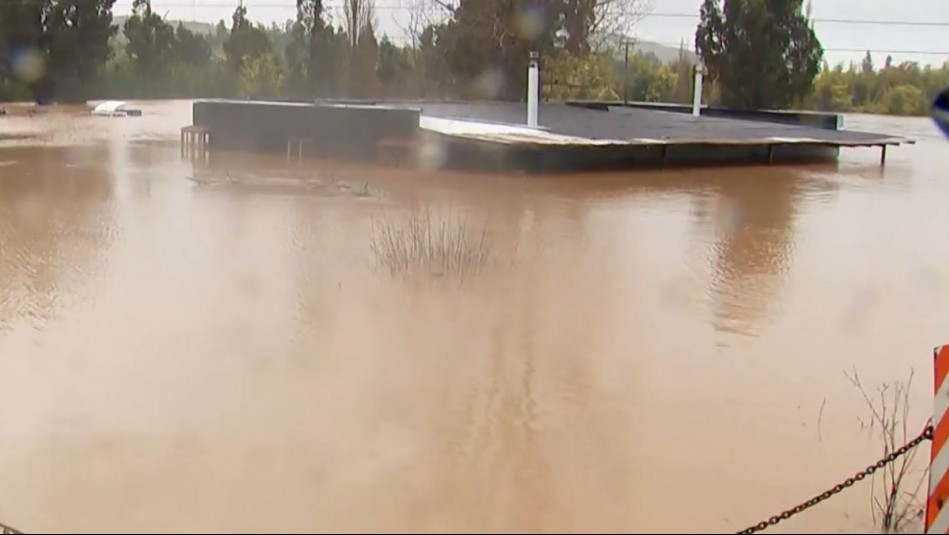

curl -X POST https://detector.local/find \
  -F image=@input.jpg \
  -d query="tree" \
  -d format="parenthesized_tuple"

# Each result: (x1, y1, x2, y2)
(343, 0, 376, 58)
(695, 0, 823, 110)
(284, 19, 309, 94)
(173, 22, 212, 66)
(211, 19, 228, 49)
(624, 50, 674, 102)
(436, 0, 556, 99)
(861, 50, 874, 74)
(411, 0, 650, 54)
(559, 0, 652, 54)
(377, 35, 414, 96)
(671, 40, 694, 103)
(806, 57, 949, 116)
(224, 3, 272, 73)
(418, 23, 451, 97)
(296, 0, 344, 96)
(351, 21, 380, 97)
(416, 0, 649, 100)
(0, 0, 46, 99)
(344, 0, 377, 93)
(239, 52, 283, 98)
(41, 0, 118, 102)
(124, 0, 176, 75)
(263, 20, 295, 66)
(883, 84, 927, 116)
(544, 50, 621, 100)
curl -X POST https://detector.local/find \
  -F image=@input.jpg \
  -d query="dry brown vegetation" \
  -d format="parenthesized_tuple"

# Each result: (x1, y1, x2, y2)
(369, 209, 491, 281)
(846, 368, 929, 533)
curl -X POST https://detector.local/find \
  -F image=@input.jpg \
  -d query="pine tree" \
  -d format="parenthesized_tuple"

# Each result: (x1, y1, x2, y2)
(695, 0, 824, 109)
(43, 0, 118, 102)
(350, 21, 379, 97)
(671, 40, 695, 104)
(296, 0, 344, 96)
(224, 4, 272, 74)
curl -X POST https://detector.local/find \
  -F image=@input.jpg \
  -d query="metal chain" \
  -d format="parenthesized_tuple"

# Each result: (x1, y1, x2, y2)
(735, 424, 935, 535)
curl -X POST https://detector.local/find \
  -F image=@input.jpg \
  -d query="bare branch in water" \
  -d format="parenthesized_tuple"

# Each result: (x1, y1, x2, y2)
(847, 367, 924, 533)
(369, 208, 491, 283)
(818, 396, 827, 441)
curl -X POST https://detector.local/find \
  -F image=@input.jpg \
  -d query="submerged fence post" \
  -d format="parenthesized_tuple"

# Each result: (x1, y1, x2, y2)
(928, 345, 949, 533)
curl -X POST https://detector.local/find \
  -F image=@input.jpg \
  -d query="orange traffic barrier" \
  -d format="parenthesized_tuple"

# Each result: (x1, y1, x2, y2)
(928, 345, 949, 533)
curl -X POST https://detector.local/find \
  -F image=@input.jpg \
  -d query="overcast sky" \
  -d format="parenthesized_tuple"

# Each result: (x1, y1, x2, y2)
(112, 0, 949, 67)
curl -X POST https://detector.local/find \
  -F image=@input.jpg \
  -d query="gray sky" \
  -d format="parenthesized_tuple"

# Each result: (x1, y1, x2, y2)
(112, 0, 949, 67)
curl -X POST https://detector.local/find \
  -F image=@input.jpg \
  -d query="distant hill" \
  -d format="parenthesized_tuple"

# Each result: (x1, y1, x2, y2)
(112, 16, 217, 36)
(596, 29, 696, 64)
(633, 41, 695, 64)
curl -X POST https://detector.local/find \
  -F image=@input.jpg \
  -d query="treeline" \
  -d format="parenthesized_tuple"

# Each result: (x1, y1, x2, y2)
(0, 0, 651, 102)
(809, 54, 949, 116)
(0, 0, 945, 116)
(561, 49, 949, 117)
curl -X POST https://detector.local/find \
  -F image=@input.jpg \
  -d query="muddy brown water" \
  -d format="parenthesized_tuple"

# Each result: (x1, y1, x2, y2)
(0, 101, 946, 533)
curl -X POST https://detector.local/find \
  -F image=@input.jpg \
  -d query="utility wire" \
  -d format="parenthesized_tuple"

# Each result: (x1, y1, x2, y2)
(109, 2, 949, 56)
(111, 1, 949, 26)
(644, 40, 949, 57)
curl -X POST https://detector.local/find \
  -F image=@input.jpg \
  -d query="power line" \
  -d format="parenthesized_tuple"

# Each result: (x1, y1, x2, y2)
(107, 2, 949, 57)
(643, 12, 949, 27)
(110, 1, 949, 26)
(819, 48, 949, 56)
(645, 40, 949, 57)
(112, 2, 427, 8)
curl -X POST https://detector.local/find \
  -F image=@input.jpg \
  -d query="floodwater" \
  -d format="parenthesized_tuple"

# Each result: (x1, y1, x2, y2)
(0, 101, 946, 534)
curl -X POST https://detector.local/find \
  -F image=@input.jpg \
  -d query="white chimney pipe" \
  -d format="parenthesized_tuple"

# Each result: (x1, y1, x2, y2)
(692, 62, 705, 117)
(527, 51, 539, 128)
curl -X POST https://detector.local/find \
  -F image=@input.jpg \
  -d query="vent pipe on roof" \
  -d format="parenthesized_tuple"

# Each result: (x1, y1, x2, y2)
(527, 51, 539, 128)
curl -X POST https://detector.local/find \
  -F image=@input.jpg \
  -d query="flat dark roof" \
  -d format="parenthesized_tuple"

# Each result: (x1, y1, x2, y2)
(396, 101, 906, 145)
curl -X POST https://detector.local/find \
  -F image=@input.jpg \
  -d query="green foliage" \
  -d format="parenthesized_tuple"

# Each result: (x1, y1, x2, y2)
(174, 22, 211, 65)
(293, 0, 346, 97)
(239, 52, 283, 98)
(281, 20, 310, 97)
(212, 19, 228, 52)
(624, 51, 677, 102)
(0, 0, 117, 102)
(96, 0, 218, 98)
(671, 42, 695, 104)
(436, 0, 563, 100)
(376, 36, 414, 98)
(807, 59, 949, 116)
(124, 0, 176, 75)
(696, 0, 824, 109)
(350, 22, 379, 97)
(544, 42, 946, 117)
(93, 56, 236, 98)
(0, 0, 44, 100)
(44, 0, 118, 101)
(223, 4, 272, 73)
(545, 51, 621, 101)
(416, 24, 452, 98)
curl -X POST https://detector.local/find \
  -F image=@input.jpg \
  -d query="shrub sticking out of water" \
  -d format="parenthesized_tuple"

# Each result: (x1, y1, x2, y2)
(369, 210, 491, 281)
(846, 368, 927, 534)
